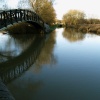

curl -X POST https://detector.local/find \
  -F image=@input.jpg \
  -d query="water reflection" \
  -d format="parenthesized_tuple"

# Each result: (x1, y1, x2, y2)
(0, 32, 35, 62)
(0, 23, 42, 63)
(0, 34, 45, 84)
(6, 30, 57, 100)
(6, 28, 100, 100)
(62, 28, 85, 42)
(31, 31, 57, 73)
(8, 80, 43, 100)
(0, 22, 46, 84)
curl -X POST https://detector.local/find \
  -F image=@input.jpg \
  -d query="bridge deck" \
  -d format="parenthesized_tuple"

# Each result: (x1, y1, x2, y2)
(0, 9, 44, 30)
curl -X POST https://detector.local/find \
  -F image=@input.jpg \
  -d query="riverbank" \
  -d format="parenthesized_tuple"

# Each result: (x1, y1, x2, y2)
(65, 24, 100, 34)
(49, 25, 57, 31)
(44, 24, 57, 33)
(78, 24, 100, 33)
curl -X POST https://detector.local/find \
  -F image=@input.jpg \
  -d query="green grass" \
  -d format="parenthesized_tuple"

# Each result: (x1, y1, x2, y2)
(49, 25, 57, 31)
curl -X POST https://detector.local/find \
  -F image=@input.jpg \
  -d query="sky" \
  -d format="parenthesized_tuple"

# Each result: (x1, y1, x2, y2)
(0, 0, 31, 9)
(7, 0, 19, 8)
(0, 0, 100, 20)
(53, 0, 100, 19)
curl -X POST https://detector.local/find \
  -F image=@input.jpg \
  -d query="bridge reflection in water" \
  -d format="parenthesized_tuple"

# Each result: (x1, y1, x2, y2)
(0, 34, 46, 84)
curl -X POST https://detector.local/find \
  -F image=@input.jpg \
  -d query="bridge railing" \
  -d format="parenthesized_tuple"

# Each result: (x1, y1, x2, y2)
(0, 9, 44, 29)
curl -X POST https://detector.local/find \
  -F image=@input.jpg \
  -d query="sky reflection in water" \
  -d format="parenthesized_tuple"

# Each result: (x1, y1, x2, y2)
(4, 28, 100, 100)
(0, 31, 35, 62)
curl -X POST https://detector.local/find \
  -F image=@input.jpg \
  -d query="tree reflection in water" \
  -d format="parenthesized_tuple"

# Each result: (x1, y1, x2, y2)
(31, 30, 57, 73)
(0, 34, 45, 84)
(0, 31, 57, 85)
(0, 22, 43, 63)
(0, 33, 35, 62)
(0, 22, 46, 84)
(62, 28, 85, 42)
(3, 31, 57, 100)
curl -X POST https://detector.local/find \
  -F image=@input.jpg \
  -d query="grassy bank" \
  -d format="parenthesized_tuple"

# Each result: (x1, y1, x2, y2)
(49, 25, 57, 31)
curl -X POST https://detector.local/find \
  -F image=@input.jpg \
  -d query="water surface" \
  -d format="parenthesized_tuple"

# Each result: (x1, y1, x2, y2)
(1, 28, 100, 100)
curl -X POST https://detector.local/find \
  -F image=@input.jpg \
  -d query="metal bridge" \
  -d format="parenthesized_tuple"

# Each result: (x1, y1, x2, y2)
(0, 9, 44, 30)
(0, 9, 47, 99)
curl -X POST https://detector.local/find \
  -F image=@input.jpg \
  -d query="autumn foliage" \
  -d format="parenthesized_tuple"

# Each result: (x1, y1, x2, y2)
(30, 0, 56, 25)
(63, 10, 85, 26)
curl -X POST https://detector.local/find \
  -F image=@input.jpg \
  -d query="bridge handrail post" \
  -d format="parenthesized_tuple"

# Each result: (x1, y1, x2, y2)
(32, 12, 34, 20)
(0, 13, 2, 21)
(30, 11, 32, 20)
(10, 10, 13, 24)
(3, 11, 7, 27)
(20, 9, 22, 21)
(15, 9, 18, 22)
(0, 13, 2, 27)
(34, 13, 36, 21)
(23, 10, 25, 20)
(27, 10, 29, 20)
(28, 11, 30, 20)
(17, 10, 20, 21)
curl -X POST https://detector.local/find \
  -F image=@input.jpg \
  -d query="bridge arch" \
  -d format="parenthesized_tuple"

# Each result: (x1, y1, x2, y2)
(27, 20, 43, 29)
(0, 9, 44, 30)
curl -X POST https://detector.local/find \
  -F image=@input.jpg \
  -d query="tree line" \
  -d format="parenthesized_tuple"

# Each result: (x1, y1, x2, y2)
(63, 9, 100, 27)
(62, 9, 100, 33)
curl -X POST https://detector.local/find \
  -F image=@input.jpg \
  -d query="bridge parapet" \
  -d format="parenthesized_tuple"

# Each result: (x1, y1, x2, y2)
(0, 9, 44, 29)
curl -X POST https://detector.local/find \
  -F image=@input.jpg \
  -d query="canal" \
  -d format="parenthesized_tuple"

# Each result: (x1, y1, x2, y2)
(1, 27, 100, 100)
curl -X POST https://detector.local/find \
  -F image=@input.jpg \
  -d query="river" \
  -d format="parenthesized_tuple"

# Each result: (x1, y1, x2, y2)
(1, 27, 100, 100)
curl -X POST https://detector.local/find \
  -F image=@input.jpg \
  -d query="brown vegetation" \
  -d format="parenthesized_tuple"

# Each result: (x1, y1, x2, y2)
(63, 10, 85, 26)
(6, 22, 39, 34)
(63, 9, 100, 34)
(78, 24, 100, 33)
(30, 0, 56, 25)
(62, 28, 85, 42)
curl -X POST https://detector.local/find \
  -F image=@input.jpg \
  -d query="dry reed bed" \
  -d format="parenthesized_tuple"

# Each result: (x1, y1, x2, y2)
(78, 24, 100, 33)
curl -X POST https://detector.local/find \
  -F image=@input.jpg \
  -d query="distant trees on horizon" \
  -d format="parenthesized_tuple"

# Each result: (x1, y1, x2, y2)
(62, 9, 100, 27)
